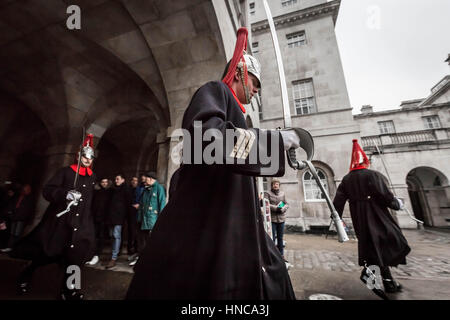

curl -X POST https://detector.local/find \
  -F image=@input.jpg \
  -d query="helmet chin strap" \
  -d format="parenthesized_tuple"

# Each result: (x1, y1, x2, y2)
(237, 63, 251, 104)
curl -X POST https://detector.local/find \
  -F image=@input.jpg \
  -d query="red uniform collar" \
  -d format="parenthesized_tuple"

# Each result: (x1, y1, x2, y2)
(225, 84, 246, 114)
(350, 166, 368, 172)
(70, 164, 93, 176)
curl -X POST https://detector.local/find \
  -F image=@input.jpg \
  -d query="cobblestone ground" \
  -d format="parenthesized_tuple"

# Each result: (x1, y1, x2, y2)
(1, 228, 449, 300)
(83, 228, 450, 284)
(285, 229, 450, 281)
(281, 228, 450, 299)
(285, 249, 450, 280)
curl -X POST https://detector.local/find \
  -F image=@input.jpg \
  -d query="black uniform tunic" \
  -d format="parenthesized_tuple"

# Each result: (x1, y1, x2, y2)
(12, 166, 96, 266)
(126, 81, 295, 300)
(333, 168, 411, 267)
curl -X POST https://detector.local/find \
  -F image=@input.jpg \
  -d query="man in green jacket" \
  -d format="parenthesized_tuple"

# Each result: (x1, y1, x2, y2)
(130, 171, 166, 266)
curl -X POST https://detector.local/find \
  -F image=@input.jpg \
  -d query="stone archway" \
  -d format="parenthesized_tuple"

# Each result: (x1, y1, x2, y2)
(406, 167, 450, 227)
(0, 0, 245, 227)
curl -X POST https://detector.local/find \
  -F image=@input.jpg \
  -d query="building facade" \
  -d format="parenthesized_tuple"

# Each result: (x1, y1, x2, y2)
(1, 0, 448, 232)
(249, 0, 359, 230)
(248, 0, 449, 230)
(356, 77, 450, 228)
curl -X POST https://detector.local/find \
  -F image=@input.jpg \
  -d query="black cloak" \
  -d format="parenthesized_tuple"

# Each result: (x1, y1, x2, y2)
(333, 168, 411, 267)
(126, 81, 295, 300)
(11, 166, 96, 266)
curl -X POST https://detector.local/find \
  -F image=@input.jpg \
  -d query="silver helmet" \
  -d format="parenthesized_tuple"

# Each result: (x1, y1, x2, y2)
(81, 146, 95, 160)
(237, 53, 262, 104)
(243, 54, 261, 87)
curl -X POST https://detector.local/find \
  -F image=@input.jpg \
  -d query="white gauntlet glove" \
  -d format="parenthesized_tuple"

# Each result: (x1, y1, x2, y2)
(280, 129, 301, 150)
(396, 197, 405, 210)
(66, 190, 82, 204)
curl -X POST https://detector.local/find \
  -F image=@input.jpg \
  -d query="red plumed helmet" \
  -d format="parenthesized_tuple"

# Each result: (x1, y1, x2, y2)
(222, 27, 248, 88)
(83, 134, 94, 148)
(80, 133, 95, 160)
(71, 133, 95, 175)
(349, 139, 370, 171)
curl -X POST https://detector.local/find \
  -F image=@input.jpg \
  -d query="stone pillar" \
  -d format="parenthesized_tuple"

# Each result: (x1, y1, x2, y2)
(156, 132, 170, 189)
(165, 126, 184, 200)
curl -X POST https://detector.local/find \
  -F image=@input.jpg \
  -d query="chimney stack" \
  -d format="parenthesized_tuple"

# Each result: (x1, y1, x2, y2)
(361, 105, 373, 114)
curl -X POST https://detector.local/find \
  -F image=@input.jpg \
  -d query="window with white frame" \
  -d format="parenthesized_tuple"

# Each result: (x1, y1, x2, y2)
(287, 31, 306, 48)
(378, 120, 395, 134)
(249, 2, 255, 16)
(282, 0, 298, 7)
(252, 42, 259, 54)
(293, 79, 316, 115)
(423, 115, 441, 129)
(303, 169, 328, 201)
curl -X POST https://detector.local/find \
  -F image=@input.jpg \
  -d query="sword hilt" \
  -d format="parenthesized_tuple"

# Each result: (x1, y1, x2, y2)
(286, 148, 307, 170)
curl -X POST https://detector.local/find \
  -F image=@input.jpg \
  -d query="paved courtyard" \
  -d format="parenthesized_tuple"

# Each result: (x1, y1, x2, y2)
(0, 228, 449, 300)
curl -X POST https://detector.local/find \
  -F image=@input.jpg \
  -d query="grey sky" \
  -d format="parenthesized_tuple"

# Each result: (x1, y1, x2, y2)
(335, 0, 450, 114)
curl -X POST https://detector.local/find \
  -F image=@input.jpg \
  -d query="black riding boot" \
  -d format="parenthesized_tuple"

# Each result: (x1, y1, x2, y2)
(381, 266, 402, 293)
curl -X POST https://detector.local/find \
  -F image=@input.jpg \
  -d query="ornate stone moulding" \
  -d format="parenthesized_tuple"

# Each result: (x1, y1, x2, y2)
(251, 1, 340, 34)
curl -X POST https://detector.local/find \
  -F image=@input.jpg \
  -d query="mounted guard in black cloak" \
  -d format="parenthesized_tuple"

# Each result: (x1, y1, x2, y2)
(11, 133, 97, 300)
(126, 28, 302, 300)
(333, 139, 411, 299)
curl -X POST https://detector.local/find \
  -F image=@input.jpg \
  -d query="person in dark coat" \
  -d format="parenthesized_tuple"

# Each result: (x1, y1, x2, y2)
(168, 168, 181, 201)
(11, 134, 97, 300)
(7, 184, 34, 249)
(333, 139, 411, 297)
(129, 172, 166, 267)
(0, 187, 17, 251)
(104, 174, 133, 269)
(86, 178, 111, 266)
(126, 28, 300, 300)
(126, 176, 139, 261)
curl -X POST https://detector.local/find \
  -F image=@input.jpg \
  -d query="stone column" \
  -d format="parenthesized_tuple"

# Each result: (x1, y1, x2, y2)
(156, 132, 170, 188)
(165, 126, 184, 200)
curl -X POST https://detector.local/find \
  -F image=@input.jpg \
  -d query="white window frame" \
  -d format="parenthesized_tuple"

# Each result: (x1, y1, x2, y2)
(287, 31, 306, 48)
(422, 116, 441, 129)
(293, 79, 316, 115)
(378, 120, 395, 134)
(303, 169, 328, 202)
(282, 0, 298, 7)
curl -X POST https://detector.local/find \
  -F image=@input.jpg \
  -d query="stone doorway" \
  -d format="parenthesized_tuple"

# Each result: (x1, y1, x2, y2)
(406, 167, 450, 227)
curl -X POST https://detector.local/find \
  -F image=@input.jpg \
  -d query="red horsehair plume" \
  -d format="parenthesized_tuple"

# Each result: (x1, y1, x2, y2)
(83, 133, 94, 147)
(349, 139, 370, 171)
(222, 27, 249, 87)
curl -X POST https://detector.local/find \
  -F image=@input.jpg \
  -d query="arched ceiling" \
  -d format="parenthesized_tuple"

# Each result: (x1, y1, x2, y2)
(0, 91, 51, 167)
(0, 0, 170, 147)
(0, 0, 234, 182)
